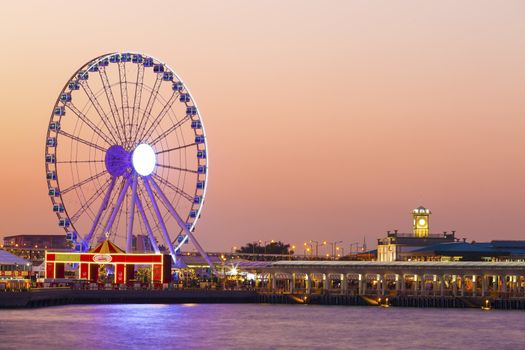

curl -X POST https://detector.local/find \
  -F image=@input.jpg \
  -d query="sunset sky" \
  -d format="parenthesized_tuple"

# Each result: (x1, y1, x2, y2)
(0, 1, 524, 252)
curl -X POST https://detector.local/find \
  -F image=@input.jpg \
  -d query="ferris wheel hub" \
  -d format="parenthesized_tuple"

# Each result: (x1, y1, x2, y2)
(105, 145, 130, 177)
(132, 143, 156, 176)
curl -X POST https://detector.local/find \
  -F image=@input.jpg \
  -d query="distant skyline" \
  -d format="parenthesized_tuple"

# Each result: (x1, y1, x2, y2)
(0, 1, 524, 251)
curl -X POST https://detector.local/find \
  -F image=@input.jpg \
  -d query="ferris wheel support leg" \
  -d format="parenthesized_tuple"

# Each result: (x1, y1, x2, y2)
(103, 176, 132, 237)
(135, 192, 160, 254)
(126, 173, 138, 253)
(143, 177, 178, 263)
(84, 176, 117, 249)
(149, 177, 216, 273)
(174, 235, 189, 252)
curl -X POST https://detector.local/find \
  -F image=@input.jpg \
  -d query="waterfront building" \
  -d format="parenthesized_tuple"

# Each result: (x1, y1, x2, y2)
(2, 234, 69, 263)
(376, 206, 456, 262)
(44, 239, 171, 284)
(249, 260, 525, 299)
(3, 234, 68, 250)
(376, 206, 525, 262)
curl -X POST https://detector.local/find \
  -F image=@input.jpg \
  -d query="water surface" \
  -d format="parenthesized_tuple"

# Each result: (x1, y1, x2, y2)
(0, 304, 524, 349)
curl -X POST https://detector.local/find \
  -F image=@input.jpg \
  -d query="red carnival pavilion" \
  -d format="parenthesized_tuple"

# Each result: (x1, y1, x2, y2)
(45, 239, 171, 284)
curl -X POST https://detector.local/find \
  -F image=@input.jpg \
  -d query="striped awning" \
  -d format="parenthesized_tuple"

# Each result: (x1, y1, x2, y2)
(89, 240, 125, 254)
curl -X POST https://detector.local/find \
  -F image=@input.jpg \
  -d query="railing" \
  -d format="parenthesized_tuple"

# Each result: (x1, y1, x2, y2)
(387, 232, 452, 238)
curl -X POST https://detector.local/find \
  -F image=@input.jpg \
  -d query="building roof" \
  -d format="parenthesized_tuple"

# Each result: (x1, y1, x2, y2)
(179, 255, 222, 266)
(0, 249, 31, 265)
(491, 241, 525, 249)
(89, 240, 125, 254)
(412, 242, 500, 255)
(4, 234, 64, 238)
(267, 260, 525, 268)
(412, 205, 431, 214)
(409, 241, 525, 257)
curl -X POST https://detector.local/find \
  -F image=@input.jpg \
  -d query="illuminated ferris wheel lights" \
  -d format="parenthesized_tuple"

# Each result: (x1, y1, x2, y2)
(132, 143, 156, 176)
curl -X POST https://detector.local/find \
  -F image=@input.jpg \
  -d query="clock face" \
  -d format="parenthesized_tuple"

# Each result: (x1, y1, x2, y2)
(418, 218, 426, 226)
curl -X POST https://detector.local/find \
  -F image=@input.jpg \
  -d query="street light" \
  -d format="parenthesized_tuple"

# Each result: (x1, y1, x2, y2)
(303, 242, 313, 258)
(326, 241, 343, 259)
(303, 242, 312, 257)
(336, 246, 345, 258)
(309, 240, 325, 257)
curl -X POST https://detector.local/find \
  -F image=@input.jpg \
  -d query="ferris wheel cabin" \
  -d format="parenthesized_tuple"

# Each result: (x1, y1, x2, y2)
(49, 122, 60, 131)
(53, 204, 64, 213)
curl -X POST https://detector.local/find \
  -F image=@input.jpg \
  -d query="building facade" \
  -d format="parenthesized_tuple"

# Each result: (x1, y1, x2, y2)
(2, 234, 69, 263)
(3, 234, 68, 250)
(377, 206, 456, 262)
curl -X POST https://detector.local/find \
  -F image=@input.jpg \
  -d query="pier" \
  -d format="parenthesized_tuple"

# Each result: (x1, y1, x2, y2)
(250, 260, 525, 299)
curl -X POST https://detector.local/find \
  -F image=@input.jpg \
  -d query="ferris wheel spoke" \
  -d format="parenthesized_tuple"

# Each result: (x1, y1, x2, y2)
(138, 91, 178, 143)
(155, 142, 197, 155)
(136, 183, 163, 239)
(173, 234, 189, 252)
(84, 176, 117, 247)
(149, 115, 191, 146)
(149, 177, 214, 270)
(156, 163, 198, 173)
(111, 192, 126, 243)
(79, 80, 123, 144)
(103, 175, 131, 236)
(130, 64, 145, 148)
(118, 62, 130, 145)
(61, 170, 108, 195)
(58, 130, 107, 153)
(134, 188, 160, 253)
(96, 177, 126, 243)
(134, 74, 163, 146)
(56, 159, 105, 164)
(65, 102, 114, 146)
(143, 177, 177, 261)
(98, 66, 126, 143)
(70, 177, 112, 223)
(126, 173, 138, 252)
(152, 173, 193, 202)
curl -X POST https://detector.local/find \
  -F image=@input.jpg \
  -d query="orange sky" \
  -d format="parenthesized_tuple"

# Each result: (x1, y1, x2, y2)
(0, 1, 524, 252)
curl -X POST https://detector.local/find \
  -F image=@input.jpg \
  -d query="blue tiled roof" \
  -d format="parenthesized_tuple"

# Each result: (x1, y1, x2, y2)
(491, 241, 525, 249)
(411, 242, 509, 256)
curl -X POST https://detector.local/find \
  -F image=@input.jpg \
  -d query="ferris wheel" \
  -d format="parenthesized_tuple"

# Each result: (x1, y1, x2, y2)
(44, 52, 211, 265)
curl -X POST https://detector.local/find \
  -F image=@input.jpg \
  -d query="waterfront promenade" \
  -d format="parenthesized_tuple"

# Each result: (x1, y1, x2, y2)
(2, 260, 525, 310)
(0, 288, 259, 308)
(1, 286, 525, 310)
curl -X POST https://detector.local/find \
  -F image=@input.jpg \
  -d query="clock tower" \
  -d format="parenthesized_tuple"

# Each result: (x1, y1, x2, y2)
(412, 206, 430, 238)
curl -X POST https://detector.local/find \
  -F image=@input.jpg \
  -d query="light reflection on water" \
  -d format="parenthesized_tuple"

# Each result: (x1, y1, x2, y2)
(0, 304, 524, 349)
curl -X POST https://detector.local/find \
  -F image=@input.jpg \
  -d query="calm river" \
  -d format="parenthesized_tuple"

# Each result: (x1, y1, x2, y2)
(0, 304, 524, 349)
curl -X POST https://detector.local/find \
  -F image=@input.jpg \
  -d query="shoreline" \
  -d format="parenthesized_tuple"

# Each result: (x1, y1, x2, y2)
(1, 289, 524, 310)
